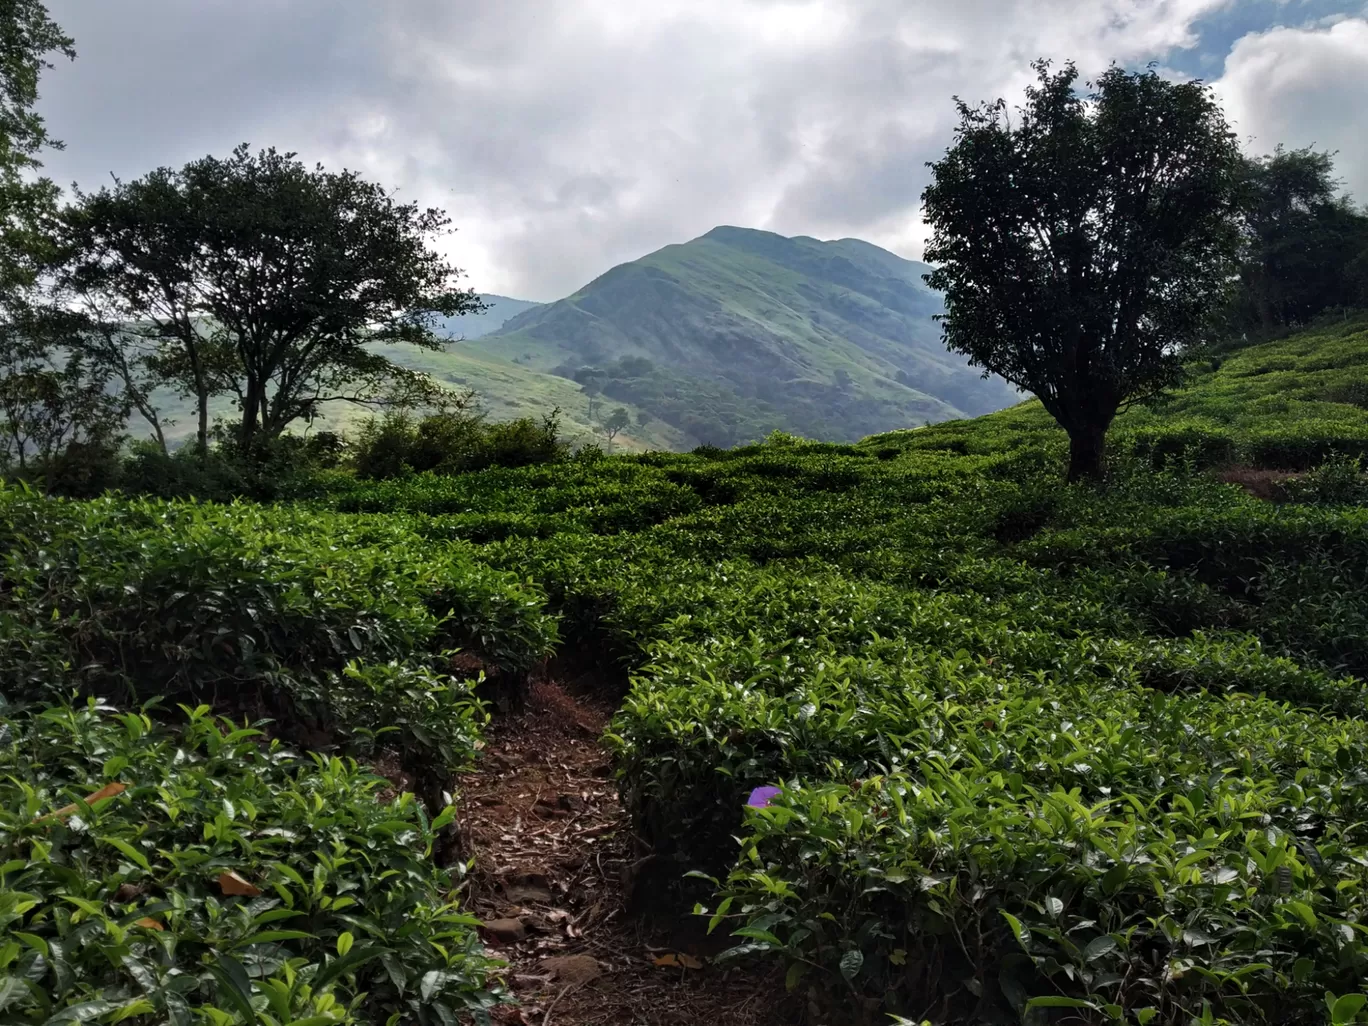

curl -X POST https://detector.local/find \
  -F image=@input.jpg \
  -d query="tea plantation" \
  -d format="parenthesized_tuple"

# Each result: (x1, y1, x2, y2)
(6, 319, 1368, 1025)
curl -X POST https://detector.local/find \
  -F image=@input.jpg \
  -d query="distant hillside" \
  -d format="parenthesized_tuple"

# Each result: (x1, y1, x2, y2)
(467, 226, 1018, 446)
(434, 294, 541, 340)
(372, 343, 691, 452)
(137, 346, 684, 455)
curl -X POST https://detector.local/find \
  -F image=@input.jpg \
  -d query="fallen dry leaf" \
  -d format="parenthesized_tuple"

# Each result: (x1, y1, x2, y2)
(134, 917, 163, 931)
(39, 781, 128, 822)
(217, 870, 262, 897)
(652, 952, 703, 970)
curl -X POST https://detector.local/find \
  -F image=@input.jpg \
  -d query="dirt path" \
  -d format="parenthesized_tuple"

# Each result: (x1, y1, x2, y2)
(459, 677, 794, 1026)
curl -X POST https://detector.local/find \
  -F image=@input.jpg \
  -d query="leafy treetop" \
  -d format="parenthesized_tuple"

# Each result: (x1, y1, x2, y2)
(922, 60, 1245, 481)
(57, 145, 486, 452)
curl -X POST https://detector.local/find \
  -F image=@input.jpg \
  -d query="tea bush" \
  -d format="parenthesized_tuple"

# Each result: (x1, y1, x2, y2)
(0, 696, 500, 1025)
(0, 484, 555, 776)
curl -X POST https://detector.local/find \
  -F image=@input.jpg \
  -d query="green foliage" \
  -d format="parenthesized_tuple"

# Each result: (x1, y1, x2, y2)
(0, 697, 501, 1025)
(923, 60, 1245, 481)
(0, 484, 554, 767)
(350, 408, 569, 481)
(8, 314, 1368, 1023)
(115, 440, 253, 502)
(306, 324, 1368, 1022)
(1116, 317, 1368, 470)
(0, 0, 73, 291)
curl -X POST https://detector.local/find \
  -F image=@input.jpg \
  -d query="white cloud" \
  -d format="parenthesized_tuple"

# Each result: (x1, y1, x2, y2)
(1215, 18, 1368, 202)
(40, 0, 1236, 299)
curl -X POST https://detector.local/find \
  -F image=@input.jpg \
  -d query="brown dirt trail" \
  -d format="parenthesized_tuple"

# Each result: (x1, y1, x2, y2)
(458, 677, 795, 1026)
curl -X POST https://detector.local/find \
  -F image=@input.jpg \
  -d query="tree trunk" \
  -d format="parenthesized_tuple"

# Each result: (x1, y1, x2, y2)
(241, 377, 265, 450)
(196, 391, 209, 459)
(1067, 423, 1108, 484)
(148, 415, 168, 456)
(182, 336, 210, 460)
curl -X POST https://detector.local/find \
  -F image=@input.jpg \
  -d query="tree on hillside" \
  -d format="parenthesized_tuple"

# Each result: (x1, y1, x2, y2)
(922, 60, 1244, 481)
(601, 405, 630, 452)
(577, 368, 606, 424)
(56, 145, 485, 455)
(1228, 146, 1368, 334)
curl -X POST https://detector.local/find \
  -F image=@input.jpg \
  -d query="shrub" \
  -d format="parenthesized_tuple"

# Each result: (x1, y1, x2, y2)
(116, 440, 249, 502)
(0, 697, 502, 1025)
(1281, 452, 1368, 505)
(478, 411, 568, 469)
(351, 409, 568, 480)
(352, 412, 421, 481)
(36, 438, 124, 498)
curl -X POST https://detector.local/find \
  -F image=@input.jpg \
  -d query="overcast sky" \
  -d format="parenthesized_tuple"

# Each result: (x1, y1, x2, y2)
(36, 0, 1368, 302)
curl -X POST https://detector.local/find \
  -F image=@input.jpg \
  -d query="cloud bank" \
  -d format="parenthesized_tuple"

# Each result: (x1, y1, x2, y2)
(38, 0, 1364, 300)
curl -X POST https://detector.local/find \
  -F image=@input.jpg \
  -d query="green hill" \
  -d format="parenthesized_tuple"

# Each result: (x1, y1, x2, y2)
(138, 345, 686, 454)
(466, 225, 1019, 446)
(368, 342, 691, 451)
(132, 233, 1026, 453)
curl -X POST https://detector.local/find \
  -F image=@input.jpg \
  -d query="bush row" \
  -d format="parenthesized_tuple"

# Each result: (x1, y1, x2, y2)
(0, 484, 556, 781)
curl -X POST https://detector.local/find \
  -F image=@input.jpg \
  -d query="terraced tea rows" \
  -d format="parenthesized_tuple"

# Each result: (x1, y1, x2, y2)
(7, 320, 1368, 1024)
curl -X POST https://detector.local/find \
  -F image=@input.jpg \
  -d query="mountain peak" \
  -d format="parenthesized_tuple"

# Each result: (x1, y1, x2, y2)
(699, 224, 783, 244)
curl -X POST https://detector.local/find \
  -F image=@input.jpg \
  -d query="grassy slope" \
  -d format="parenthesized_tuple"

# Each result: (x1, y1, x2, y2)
(136, 348, 685, 454)
(885, 315, 1368, 464)
(469, 226, 1018, 444)
(377, 343, 691, 451)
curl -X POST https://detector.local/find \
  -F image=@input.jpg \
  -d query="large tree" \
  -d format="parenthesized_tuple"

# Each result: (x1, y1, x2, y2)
(58, 145, 485, 453)
(0, 0, 73, 291)
(922, 61, 1245, 481)
(1229, 146, 1368, 335)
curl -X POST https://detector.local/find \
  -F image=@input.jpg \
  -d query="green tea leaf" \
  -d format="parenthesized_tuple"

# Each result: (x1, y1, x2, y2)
(839, 949, 864, 981)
